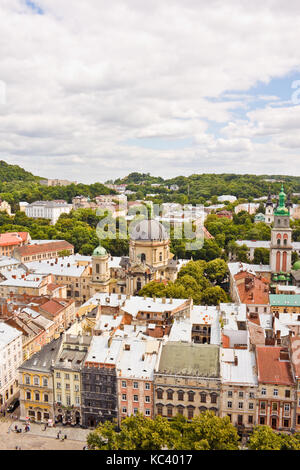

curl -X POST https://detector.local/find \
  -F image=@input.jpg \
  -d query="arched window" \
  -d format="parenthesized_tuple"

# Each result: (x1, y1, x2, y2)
(156, 389, 163, 399)
(282, 252, 287, 272)
(178, 390, 184, 401)
(276, 251, 281, 271)
(141, 253, 146, 263)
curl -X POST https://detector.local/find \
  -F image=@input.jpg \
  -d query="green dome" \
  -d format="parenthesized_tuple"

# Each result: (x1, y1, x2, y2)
(93, 245, 107, 257)
(274, 184, 290, 216)
(293, 261, 300, 271)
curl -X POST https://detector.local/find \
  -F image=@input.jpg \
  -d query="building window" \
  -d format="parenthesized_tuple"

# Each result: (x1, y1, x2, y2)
(133, 382, 138, 389)
(285, 390, 290, 398)
(200, 393, 207, 403)
(145, 396, 150, 403)
(35, 393, 40, 401)
(122, 381, 127, 388)
(178, 391, 184, 401)
(249, 392, 255, 398)
(157, 405, 163, 415)
(44, 394, 49, 403)
(211, 394, 217, 404)
(273, 389, 278, 397)
(260, 417, 265, 425)
(43, 378, 48, 387)
(188, 392, 194, 402)
(122, 394, 127, 401)
(26, 391, 31, 400)
(283, 419, 289, 428)
(187, 408, 194, 419)
(227, 401, 232, 409)
(145, 409, 150, 416)
(248, 415, 253, 424)
(157, 389, 163, 399)
(122, 407, 127, 414)
(56, 372, 60, 378)
(167, 390, 173, 400)
(238, 391, 244, 398)
(261, 388, 266, 396)
(25, 375, 30, 385)
(145, 383, 150, 390)
(34, 376, 39, 386)
(66, 395, 71, 406)
(227, 391, 233, 398)
(167, 406, 173, 418)
(284, 404, 290, 413)
(133, 395, 139, 402)
(238, 402, 243, 409)
(249, 402, 254, 410)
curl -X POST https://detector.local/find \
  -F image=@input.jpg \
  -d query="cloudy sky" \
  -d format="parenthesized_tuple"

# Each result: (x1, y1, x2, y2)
(0, 0, 300, 183)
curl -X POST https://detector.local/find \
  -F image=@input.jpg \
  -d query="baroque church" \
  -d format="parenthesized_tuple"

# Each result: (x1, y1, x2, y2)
(89, 218, 184, 296)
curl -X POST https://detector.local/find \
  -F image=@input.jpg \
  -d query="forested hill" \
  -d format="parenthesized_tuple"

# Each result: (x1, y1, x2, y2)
(0, 160, 40, 182)
(114, 173, 300, 200)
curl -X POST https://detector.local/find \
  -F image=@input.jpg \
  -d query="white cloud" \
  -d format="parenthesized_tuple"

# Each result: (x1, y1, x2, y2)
(0, 0, 299, 181)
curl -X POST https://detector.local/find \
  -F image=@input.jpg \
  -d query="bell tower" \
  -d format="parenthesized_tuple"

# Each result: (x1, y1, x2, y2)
(270, 185, 292, 273)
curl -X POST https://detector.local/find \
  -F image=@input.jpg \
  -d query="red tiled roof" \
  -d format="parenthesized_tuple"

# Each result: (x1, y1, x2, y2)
(235, 271, 269, 304)
(256, 346, 294, 385)
(0, 232, 29, 247)
(14, 240, 73, 256)
(47, 283, 66, 292)
(40, 299, 66, 317)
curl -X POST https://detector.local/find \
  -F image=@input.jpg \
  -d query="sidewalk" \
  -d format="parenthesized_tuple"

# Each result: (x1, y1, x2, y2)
(10, 420, 91, 442)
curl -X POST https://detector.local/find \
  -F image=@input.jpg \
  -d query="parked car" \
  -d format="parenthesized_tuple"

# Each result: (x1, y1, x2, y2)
(7, 399, 20, 413)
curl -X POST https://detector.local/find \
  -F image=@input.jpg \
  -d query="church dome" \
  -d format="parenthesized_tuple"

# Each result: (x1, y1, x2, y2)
(129, 219, 169, 241)
(93, 245, 107, 257)
(293, 261, 300, 271)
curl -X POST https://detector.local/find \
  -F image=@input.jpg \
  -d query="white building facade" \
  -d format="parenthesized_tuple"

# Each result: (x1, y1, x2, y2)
(0, 323, 23, 410)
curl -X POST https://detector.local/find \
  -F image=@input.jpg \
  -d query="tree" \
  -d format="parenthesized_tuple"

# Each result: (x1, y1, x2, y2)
(204, 258, 228, 285)
(201, 286, 228, 305)
(87, 413, 179, 450)
(253, 248, 270, 265)
(174, 412, 239, 450)
(248, 426, 283, 450)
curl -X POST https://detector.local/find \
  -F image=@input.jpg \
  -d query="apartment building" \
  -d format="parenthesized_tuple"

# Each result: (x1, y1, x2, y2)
(53, 333, 91, 425)
(154, 342, 221, 420)
(14, 240, 74, 262)
(0, 232, 30, 257)
(18, 336, 62, 423)
(0, 323, 23, 409)
(220, 348, 258, 435)
(81, 336, 123, 427)
(256, 346, 296, 432)
(116, 338, 160, 425)
(25, 200, 72, 224)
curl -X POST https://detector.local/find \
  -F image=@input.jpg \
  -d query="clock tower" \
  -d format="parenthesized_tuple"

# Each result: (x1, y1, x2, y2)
(270, 185, 292, 273)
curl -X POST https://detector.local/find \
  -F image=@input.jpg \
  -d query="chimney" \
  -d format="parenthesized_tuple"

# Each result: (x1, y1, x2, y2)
(279, 349, 289, 361)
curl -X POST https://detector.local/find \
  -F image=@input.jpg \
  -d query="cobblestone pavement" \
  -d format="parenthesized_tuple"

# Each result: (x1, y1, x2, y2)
(0, 417, 91, 450)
